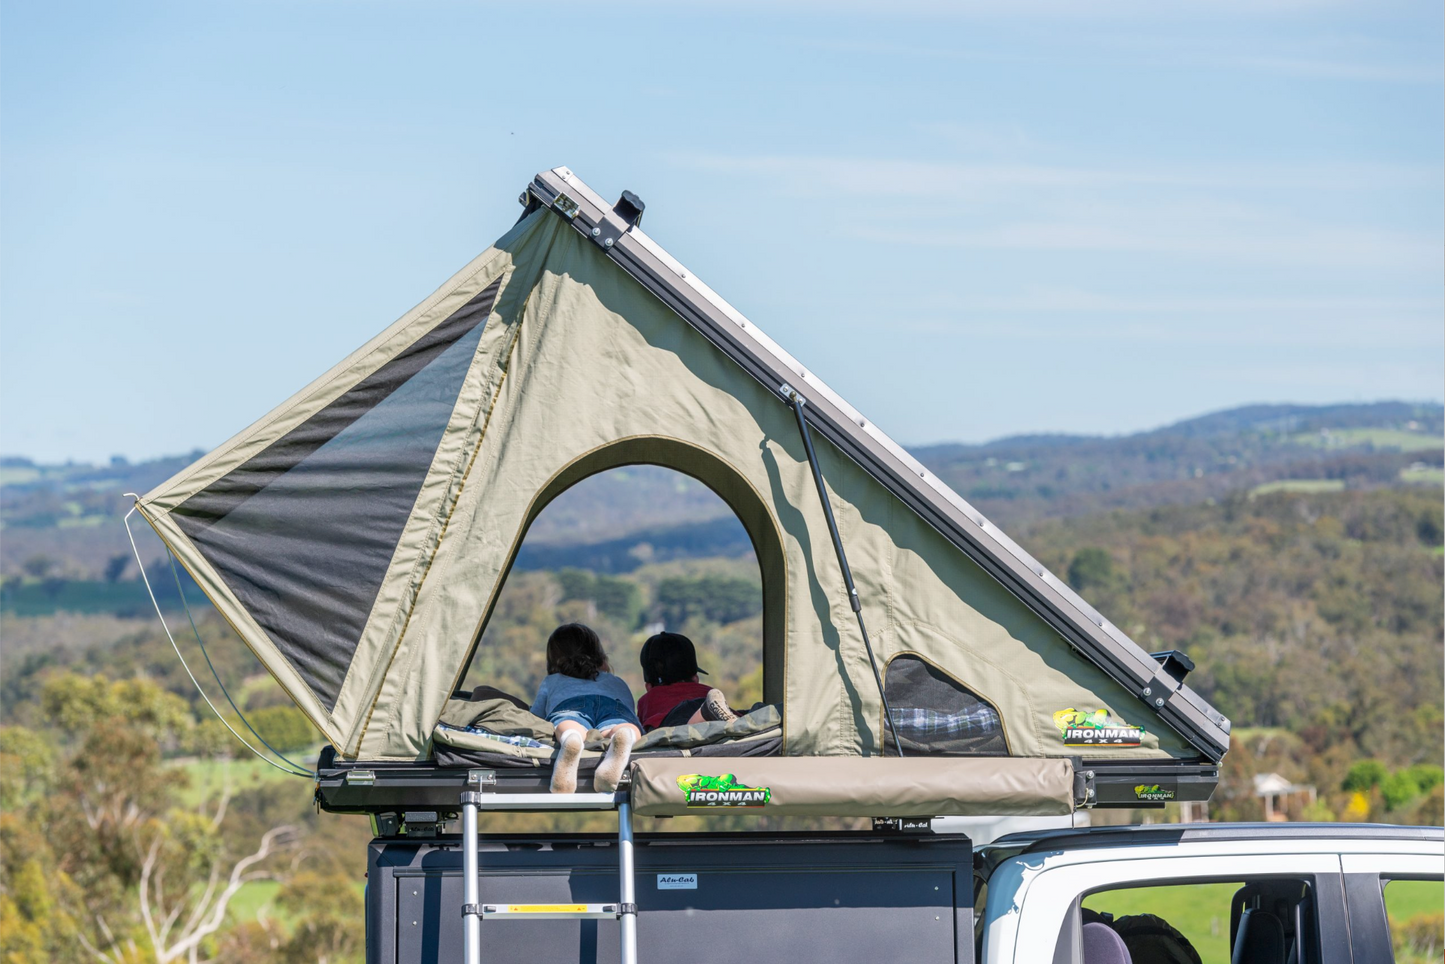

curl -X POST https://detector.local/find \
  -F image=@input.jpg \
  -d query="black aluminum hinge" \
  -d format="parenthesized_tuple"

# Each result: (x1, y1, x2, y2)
(617, 903, 638, 917)
(462, 903, 483, 917)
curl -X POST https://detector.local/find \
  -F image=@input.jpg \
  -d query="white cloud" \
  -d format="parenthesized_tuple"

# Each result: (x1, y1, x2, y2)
(671, 152, 1439, 195)
(669, 151, 1443, 270)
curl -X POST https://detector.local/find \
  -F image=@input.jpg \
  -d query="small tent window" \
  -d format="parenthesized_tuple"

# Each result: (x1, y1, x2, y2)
(883, 654, 1006, 756)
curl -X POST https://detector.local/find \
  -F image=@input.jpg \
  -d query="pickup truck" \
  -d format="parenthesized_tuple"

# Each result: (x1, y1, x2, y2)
(359, 819, 1442, 964)
(975, 822, 1443, 963)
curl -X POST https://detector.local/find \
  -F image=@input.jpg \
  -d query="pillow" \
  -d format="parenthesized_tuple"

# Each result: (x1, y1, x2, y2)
(636, 704, 782, 751)
(435, 696, 554, 741)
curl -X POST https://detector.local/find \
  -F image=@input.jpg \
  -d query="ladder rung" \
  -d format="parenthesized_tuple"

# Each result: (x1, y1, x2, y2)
(482, 903, 619, 919)
(470, 792, 620, 811)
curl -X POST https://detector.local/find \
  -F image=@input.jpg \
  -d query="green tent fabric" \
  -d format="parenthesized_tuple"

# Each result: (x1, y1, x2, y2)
(137, 168, 1230, 764)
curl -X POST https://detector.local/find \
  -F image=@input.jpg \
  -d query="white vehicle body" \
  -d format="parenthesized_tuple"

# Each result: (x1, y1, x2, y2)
(977, 823, 1444, 964)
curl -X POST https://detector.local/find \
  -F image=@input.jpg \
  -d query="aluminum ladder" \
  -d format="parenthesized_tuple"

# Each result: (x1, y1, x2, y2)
(459, 771, 636, 964)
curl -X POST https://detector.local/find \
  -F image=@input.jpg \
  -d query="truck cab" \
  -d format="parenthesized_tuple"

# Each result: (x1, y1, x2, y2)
(975, 823, 1444, 964)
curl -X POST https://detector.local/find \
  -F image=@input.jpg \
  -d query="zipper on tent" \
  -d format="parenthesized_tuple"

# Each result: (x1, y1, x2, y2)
(784, 388, 905, 758)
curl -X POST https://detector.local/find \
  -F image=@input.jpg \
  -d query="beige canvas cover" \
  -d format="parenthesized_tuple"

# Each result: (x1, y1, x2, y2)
(629, 757, 1076, 817)
(137, 168, 1216, 765)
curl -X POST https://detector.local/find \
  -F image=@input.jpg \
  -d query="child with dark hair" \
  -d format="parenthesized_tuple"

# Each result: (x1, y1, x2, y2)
(636, 631, 739, 731)
(530, 623, 641, 793)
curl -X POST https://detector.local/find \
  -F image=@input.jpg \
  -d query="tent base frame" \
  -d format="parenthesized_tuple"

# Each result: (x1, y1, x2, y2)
(313, 747, 1217, 824)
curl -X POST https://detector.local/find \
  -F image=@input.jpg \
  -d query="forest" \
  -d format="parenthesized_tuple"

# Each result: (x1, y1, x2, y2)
(1, 403, 1441, 961)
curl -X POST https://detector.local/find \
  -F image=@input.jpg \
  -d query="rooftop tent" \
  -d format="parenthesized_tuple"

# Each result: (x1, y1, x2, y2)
(137, 167, 1231, 773)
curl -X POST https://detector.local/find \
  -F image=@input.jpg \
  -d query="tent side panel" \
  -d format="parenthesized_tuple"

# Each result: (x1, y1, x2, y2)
(332, 219, 573, 754)
(170, 280, 499, 709)
(137, 214, 545, 740)
(138, 505, 343, 747)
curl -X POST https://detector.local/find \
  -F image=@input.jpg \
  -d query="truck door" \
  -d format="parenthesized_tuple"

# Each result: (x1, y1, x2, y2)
(993, 852, 1351, 963)
(1340, 852, 1444, 964)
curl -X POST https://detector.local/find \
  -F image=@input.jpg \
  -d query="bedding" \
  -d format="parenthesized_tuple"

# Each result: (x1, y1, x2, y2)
(429, 697, 782, 771)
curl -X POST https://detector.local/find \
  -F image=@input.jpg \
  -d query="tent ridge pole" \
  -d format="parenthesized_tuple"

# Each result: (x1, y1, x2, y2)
(786, 389, 905, 758)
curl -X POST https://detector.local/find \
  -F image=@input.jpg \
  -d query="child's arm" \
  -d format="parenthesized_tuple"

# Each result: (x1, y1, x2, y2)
(529, 677, 549, 718)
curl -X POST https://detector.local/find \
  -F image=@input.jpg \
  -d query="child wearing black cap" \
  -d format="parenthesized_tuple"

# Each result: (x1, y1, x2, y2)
(636, 631, 739, 731)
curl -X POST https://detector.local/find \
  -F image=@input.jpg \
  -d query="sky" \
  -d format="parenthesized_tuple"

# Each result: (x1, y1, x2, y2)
(2, 1, 1441, 464)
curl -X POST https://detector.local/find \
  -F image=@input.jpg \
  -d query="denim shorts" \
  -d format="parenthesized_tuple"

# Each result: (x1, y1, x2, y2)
(548, 695, 641, 731)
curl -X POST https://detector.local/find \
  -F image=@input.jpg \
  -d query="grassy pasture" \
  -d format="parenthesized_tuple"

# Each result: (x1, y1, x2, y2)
(173, 749, 319, 808)
(1249, 479, 1346, 496)
(1401, 465, 1445, 486)
(1291, 428, 1443, 452)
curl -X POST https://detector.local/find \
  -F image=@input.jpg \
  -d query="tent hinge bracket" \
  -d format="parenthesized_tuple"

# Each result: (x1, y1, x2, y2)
(1073, 761, 1098, 808)
(583, 191, 645, 252)
(1139, 666, 1183, 711)
(588, 213, 631, 251)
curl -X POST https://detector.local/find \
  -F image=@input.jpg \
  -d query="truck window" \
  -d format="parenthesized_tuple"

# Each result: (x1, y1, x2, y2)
(1383, 878, 1444, 964)
(1080, 877, 1317, 964)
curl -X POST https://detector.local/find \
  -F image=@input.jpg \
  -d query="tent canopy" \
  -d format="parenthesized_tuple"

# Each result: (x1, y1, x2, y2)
(139, 168, 1231, 765)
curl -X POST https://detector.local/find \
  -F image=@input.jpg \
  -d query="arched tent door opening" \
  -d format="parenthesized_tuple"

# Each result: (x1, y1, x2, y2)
(457, 436, 786, 712)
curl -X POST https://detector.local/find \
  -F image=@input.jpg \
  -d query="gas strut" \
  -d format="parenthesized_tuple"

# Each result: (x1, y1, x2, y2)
(787, 389, 905, 758)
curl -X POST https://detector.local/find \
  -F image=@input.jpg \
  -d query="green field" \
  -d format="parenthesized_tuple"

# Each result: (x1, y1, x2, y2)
(1084, 883, 1238, 964)
(1292, 428, 1444, 453)
(173, 750, 318, 808)
(0, 466, 43, 485)
(1250, 479, 1346, 497)
(1401, 465, 1445, 486)
(1085, 879, 1444, 964)
(227, 879, 282, 925)
(1386, 879, 1445, 920)
(0, 578, 154, 616)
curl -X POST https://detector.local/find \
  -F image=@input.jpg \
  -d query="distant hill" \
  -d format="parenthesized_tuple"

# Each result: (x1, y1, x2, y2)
(1, 401, 1439, 595)
(914, 400, 1443, 526)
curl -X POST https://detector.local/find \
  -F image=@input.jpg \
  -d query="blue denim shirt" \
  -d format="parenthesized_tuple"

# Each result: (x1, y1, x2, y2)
(529, 672, 636, 719)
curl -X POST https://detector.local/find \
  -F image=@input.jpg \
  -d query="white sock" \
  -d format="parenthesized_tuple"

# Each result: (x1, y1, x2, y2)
(593, 728, 637, 793)
(550, 731, 584, 794)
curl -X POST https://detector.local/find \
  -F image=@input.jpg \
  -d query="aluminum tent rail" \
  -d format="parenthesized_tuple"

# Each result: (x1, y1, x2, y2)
(459, 773, 635, 964)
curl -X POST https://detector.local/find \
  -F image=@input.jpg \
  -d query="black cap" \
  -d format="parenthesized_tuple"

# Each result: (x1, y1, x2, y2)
(640, 632, 709, 686)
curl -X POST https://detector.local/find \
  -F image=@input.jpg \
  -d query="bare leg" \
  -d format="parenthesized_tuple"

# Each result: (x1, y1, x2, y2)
(550, 721, 586, 794)
(593, 723, 640, 793)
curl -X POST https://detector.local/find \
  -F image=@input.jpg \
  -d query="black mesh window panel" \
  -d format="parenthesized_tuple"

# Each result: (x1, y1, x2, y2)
(883, 654, 1007, 756)
(172, 278, 502, 710)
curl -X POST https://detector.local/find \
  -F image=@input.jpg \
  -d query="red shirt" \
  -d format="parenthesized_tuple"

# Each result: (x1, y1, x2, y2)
(636, 681, 712, 730)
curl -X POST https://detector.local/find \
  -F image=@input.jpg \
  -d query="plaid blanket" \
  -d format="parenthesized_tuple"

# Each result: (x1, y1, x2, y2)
(889, 705, 1001, 738)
